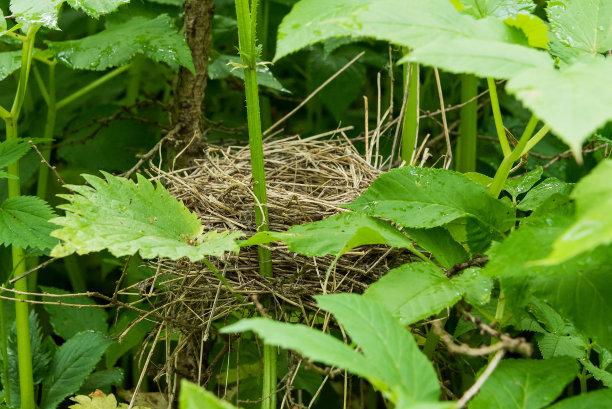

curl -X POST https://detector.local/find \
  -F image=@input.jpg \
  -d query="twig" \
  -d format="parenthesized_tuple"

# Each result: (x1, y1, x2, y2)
(122, 124, 181, 178)
(433, 68, 452, 169)
(28, 140, 67, 186)
(454, 350, 505, 408)
(9, 257, 57, 284)
(129, 324, 163, 409)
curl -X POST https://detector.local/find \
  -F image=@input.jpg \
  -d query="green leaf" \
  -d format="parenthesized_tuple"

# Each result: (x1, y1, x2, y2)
(0, 138, 31, 170)
(179, 380, 238, 409)
(403, 37, 551, 79)
(221, 319, 379, 384)
(48, 15, 195, 72)
(69, 393, 142, 409)
(315, 294, 441, 405)
(517, 177, 572, 211)
(40, 331, 113, 409)
(66, 0, 130, 19)
(468, 357, 579, 409)
(542, 160, 612, 263)
(244, 212, 416, 256)
(50, 172, 242, 261)
(345, 166, 514, 236)
(40, 286, 108, 340)
(0, 50, 22, 82)
(458, 0, 535, 19)
(504, 167, 542, 201)
(364, 263, 462, 325)
(547, 389, 612, 409)
(404, 227, 469, 269)
(10, 0, 128, 29)
(0, 195, 58, 251)
(580, 359, 612, 388)
(208, 54, 289, 93)
(504, 14, 550, 49)
(506, 59, 612, 153)
(0, 8, 6, 31)
(547, 0, 612, 56)
(451, 267, 493, 306)
(78, 368, 124, 395)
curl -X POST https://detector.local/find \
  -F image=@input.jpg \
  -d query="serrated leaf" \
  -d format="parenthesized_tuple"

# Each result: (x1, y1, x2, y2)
(504, 14, 550, 49)
(315, 294, 441, 405)
(244, 212, 417, 256)
(579, 359, 612, 388)
(208, 54, 289, 93)
(66, 0, 130, 19)
(403, 37, 551, 79)
(40, 331, 113, 409)
(459, 0, 535, 19)
(0, 170, 17, 179)
(546, 389, 612, 409)
(48, 15, 195, 72)
(69, 392, 143, 409)
(364, 263, 462, 325)
(468, 357, 579, 409)
(542, 160, 612, 263)
(179, 380, 238, 409)
(0, 195, 58, 251)
(40, 286, 108, 340)
(10, 0, 64, 29)
(345, 166, 514, 237)
(517, 177, 572, 211)
(0, 138, 31, 169)
(0, 50, 22, 82)
(547, 0, 612, 56)
(537, 334, 586, 359)
(504, 167, 542, 201)
(50, 172, 242, 261)
(506, 59, 612, 153)
(221, 319, 378, 384)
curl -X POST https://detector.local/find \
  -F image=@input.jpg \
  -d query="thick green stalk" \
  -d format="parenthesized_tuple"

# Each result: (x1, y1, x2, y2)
(235, 1, 276, 408)
(401, 60, 419, 163)
(456, 75, 478, 172)
(486, 78, 510, 157)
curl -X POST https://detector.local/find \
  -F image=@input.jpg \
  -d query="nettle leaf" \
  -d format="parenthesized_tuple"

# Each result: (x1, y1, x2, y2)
(458, 0, 535, 19)
(50, 172, 242, 261)
(0, 196, 58, 251)
(0, 138, 31, 175)
(507, 59, 612, 153)
(517, 177, 572, 212)
(0, 50, 23, 82)
(469, 357, 578, 409)
(548, 389, 612, 409)
(10, 0, 128, 29)
(403, 38, 551, 79)
(180, 380, 238, 409)
(40, 285, 108, 340)
(547, 0, 612, 56)
(244, 212, 417, 256)
(40, 331, 112, 409)
(504, 14, 550, 49)
(48, 15, 195, 72)
(208, 54, 289, 93)
(345, 166, 514, 237)
(364, 263, 462, 325)
(542, 160, 612, 264)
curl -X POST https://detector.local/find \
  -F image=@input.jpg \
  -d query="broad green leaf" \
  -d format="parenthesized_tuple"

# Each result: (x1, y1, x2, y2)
(405, 227, 469, 269)
(0, 195, 57, 251)
(78, 368, 124, 395)
(537, 334, 586, 360)
(40, 286, 108, 340)
(208, 54, 289, 93)
(315, 294, 441, 404)
(364, 263, 462, 325)
(403, 38, 551, 79)
(547, 0, 612, 56)
(179, 380, 238, 409)
(10, 0, 129, 29)
(517, 177, 572, 211)
(451, 267, 493, 306)
(504, 14, 550, 49)
(69, 393, 130, 409)
(67, 0, 130, 19)
(0, 9, 6, 31)
(547, 389, 612, 409)
(0, 50, 22, 82)
(580, 359, 612, 388)
(468, 357, 578, 409)
(243, 212, 417, 256)
(504, 167, 542, 201)
(506, 59, 612, 153)
(458, 0, 535, 19)
(221, 319, 379, 384)
(0, 138, 31, 170)
(542, 161, 612, 263)
(40, 331, 113, 409)
(50, 172, 242, 261)
(48, 15, 195, 72)
(345, 166, 514, 235)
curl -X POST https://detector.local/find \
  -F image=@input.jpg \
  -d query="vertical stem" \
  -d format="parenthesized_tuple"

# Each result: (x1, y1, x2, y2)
(0, 299, 11, 407)
(456, 74, 478, 172)
(235, 1, 276, 408)
(486, 78, 510, 157)
(401, 59, 419, 164)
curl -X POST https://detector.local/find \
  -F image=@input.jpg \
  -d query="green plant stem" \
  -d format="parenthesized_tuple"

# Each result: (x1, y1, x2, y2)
(488, 115, 539, 198)
(401, 58, 419, 164)
(235, 1, 276, 408)
(56, 64, 131, 110)
(520, 124, 551, 156)
(0, 299, 11, 407)
(456, 75, 478, 172)
(486, 78, 510, 157)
